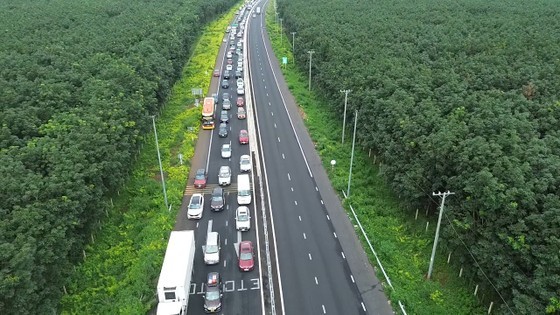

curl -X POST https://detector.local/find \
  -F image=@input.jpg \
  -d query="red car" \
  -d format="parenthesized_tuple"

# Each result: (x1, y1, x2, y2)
(238, 241, 254, 271)
(213, 69, 220, 77)
(239, 129, 249, 145)
(236, 97, 245, 107)
(194, 168, 208, 188)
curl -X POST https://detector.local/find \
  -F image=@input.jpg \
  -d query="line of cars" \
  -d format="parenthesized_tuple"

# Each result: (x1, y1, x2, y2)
(189, 6, 254, 312)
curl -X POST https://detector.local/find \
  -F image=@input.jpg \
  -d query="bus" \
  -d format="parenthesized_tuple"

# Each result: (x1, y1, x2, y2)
(202, 97, 215, 130)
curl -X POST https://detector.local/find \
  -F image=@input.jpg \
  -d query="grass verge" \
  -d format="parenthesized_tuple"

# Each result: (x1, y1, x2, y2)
(60, 8, 238, 314)
(265, 6, 485, 315)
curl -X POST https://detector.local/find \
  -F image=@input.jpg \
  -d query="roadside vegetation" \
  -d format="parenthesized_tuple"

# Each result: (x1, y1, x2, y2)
(266, 3, 507, 315)
(0, 0, 236, 313)
(60, 7, 238, 314)
(269, 0, 560, 313)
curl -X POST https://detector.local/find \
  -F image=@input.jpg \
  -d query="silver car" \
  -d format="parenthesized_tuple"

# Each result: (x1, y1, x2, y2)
(218, 166, 232, 186)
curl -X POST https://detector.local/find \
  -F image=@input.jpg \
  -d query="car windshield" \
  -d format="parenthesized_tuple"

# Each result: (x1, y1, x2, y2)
(240, 252, 252, 260)
(206, 245, 218, 254)
(241, 159, 249, 165)
(190, 202, 201, 209)
(224, 146, 231, 152)
(220, 170, 229, 177)
(195, 173, 205, 179)
(212, 195, 222, 202)
(205, 289, 220, 301)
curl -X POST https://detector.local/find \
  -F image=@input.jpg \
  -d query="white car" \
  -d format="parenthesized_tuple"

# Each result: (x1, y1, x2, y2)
(221, 143, 232, 159)
(237, 87, 245, 95)
(235, 206, 251, 231)
(226, 64, 233, 71)
(218, 166, 232, 186)
(236, 66, 243, 72)
(187, 193, 204, 219)
(240, 154, 251, 172)
(236, 78, 244, 86)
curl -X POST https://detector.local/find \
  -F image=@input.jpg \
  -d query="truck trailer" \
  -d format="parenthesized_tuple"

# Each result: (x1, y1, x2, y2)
(157, 230, 196, 315)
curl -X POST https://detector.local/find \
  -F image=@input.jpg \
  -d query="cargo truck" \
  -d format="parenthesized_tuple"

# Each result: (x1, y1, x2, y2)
(157, 230, 196, 315)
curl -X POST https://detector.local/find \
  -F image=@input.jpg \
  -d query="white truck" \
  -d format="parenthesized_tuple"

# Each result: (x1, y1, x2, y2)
(237, 174, 252, 205)
(157, 230, 196, 315)
(256, 6, 261, 14)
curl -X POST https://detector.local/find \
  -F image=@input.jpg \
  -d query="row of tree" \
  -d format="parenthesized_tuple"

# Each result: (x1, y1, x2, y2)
(277, 0, 560, 313)
(0, 0, 235, 313)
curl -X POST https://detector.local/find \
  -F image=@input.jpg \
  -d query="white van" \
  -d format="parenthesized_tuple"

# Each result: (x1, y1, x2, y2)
(237, 174, 251, 205)
(204, 232, 220, 265)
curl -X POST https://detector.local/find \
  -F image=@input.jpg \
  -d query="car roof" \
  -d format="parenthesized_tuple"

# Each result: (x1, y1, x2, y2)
(220, 165, 230, 171)
(196, 168, 205, 174)
(237, 206, 248, 214)
(212, 187, 223, 194)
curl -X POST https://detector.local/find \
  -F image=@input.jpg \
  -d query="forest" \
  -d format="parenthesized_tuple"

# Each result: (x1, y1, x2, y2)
(0, 0, 234, 313)
(276, 0, 560, 313)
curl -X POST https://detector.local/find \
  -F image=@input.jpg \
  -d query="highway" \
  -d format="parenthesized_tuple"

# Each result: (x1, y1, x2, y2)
(246, 0, 394, 314)
(170, 1, 393, 314)
(174, 6, 265, 315)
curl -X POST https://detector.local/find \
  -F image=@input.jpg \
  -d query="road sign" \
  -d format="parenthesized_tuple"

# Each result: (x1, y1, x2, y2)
(191, 88, 203, 96)
(282, 57, 288, 64)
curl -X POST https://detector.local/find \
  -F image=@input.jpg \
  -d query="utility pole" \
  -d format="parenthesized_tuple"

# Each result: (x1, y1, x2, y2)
(340, 89, 351, 144)
(291, 32, 296, 59)
(347, 110, 358, 197)
(279, 18, 283, 46)
(307, 50, 315, 91)
(427, 190, 455, 279)
(152, 115, 169, 210)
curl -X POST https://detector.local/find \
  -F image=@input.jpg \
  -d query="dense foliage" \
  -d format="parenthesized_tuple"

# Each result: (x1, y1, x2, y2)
(277, 0, 560, 313)
(0, 0, 234, 313)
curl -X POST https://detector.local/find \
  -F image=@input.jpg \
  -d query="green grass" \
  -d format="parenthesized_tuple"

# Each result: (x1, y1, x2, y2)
(265, 5, 485, 315)
(59, 7, 238, 315)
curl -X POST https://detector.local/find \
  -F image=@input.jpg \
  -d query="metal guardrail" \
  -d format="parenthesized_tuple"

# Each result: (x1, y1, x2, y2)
(342, 190, 408, 315)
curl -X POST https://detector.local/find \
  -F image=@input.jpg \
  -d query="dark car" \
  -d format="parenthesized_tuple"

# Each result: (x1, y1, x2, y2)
(194, 168, 207, 188)
(221, 80, 229, 89)
(223, 70, 231, 79)
(220, 110, 229, 123)
(235, 70, 242, 79)
(210, 187, 225, 211)
(212, 93, 219, 104)
(238, 241, 254, 271)
(222, 99, 232, 110)
(222, 92, 231, 102)
(218, 123, 228, 138)
(204, 272, 223, 313)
